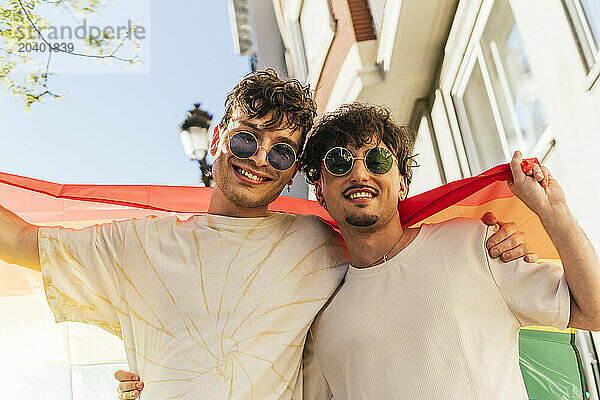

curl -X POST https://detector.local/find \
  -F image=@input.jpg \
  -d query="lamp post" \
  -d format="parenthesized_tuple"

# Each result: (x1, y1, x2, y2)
(180, 103, 214, 187)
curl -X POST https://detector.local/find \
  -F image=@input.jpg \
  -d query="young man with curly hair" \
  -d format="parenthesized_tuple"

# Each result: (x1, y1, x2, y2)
(299, 103, 600, 399)
(0, 71, 530, 399)
(1, 70, 342, 399)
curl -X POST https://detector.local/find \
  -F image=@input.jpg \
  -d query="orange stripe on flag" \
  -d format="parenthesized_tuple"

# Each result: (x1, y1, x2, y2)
(413, 199, 558, 259)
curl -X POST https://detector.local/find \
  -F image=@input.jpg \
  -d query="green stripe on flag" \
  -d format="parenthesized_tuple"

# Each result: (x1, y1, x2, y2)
(519, 329, 586, 399)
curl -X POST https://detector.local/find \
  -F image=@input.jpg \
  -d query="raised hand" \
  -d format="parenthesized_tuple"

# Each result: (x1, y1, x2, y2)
(508, 151, 567, 220)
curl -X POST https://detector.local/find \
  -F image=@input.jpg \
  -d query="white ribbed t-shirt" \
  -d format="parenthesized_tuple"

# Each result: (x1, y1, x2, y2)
(38, 213, 349, 399)
(303, 218, 570, 400)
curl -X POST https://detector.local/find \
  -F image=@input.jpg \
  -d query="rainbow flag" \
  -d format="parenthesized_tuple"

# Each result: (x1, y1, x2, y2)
(0, 162, 586, 399)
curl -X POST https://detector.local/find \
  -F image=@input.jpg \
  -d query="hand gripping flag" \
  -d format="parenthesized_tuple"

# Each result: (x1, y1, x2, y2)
(0, 161, 586, 400)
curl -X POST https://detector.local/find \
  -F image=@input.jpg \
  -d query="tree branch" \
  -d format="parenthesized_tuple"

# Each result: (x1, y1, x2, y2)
(12, 0, 141, 103)
(42, 48, 59, 97)
(0, 46, 26, 58)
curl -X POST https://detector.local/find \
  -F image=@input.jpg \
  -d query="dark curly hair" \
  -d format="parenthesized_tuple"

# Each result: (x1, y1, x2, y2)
(300, 103, 417, 188)
(221, 69, 317, 150)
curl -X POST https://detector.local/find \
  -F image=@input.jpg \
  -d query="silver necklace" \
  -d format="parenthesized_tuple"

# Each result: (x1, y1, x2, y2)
(352, 231, 405, 268)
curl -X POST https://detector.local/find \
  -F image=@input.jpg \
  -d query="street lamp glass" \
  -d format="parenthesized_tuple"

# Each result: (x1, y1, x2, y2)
(180, 126, 209, 160)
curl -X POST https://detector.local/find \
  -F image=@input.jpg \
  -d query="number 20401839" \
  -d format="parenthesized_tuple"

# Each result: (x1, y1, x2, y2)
(18, 42, 74, 53)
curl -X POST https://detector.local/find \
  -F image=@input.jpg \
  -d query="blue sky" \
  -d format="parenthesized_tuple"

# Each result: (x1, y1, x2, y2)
(0, 1, 250, 185)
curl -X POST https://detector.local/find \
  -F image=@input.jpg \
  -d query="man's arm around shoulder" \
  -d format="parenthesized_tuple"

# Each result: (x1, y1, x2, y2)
(0, 204, 40, 270)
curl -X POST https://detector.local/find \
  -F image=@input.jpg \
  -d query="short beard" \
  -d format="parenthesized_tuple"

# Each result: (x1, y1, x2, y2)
(345, 214, 378, 227)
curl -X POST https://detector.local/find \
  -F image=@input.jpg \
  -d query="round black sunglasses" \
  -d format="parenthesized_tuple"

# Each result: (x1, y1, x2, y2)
(229, 131, 297, 171)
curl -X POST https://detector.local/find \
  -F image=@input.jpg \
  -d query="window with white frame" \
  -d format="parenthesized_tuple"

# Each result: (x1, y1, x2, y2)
(284, 0, 309, 81)
(409, 113, 445, 196)
(430, 90, 464, 181)
(452, 0, 551, 174)
(563, 0, 600, 72)
(299, 0, 335, 88)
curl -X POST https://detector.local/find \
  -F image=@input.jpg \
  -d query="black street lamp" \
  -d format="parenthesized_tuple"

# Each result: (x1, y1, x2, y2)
(179, 103, 214, 187)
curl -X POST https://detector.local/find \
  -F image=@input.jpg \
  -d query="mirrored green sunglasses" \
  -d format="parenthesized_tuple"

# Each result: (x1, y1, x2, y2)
(323, 146, 396, 176)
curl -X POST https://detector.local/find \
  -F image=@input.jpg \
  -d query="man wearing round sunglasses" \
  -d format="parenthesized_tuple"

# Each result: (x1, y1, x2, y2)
(298, 103, 600, 400)
(1, 71, 349, 400)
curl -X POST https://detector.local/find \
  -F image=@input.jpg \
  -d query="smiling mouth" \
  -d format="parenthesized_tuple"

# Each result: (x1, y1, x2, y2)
(346, 191, 375, 199)
(343, 185, 378, 200)
(233, 165, 271, 182)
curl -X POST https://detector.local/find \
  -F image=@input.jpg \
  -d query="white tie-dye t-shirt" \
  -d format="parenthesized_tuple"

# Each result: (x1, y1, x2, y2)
(39, 213, 348, 399)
